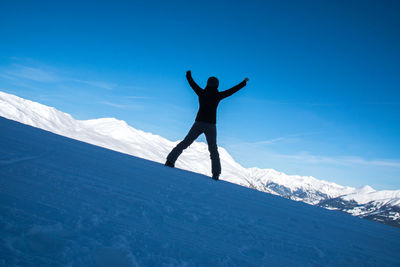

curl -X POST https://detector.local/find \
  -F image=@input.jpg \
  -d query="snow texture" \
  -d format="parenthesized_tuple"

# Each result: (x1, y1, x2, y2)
(1, 116, 400, 266)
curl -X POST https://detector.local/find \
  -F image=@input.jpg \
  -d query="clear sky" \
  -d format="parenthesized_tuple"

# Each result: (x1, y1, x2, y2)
(1, 0, 399, 190)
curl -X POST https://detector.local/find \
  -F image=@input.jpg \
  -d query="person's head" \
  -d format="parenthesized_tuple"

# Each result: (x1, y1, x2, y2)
(206, 76, 219, 90)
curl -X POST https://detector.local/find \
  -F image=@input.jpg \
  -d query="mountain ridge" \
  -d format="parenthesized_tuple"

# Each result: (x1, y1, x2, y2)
(1, 90, 399, 227)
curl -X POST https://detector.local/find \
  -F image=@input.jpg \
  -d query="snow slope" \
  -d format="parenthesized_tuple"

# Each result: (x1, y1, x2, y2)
(1, 91, 399, 227)
(1, 116, 400, 266)
(342, 186, 400, 205)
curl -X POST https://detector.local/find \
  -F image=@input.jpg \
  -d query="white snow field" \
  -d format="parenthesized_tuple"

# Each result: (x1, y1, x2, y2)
(1, 91, 400, 226)
(1, 117, 400, 266)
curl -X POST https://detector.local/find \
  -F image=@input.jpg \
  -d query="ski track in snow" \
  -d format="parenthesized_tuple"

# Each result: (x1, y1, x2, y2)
(1, 117, 400, 266)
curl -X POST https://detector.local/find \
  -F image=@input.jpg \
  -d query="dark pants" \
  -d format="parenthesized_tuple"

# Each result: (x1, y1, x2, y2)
(167, 121, 221, 176)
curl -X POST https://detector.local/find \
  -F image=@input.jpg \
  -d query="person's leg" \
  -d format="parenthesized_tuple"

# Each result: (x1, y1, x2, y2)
(166, 122, 203, 166)
(204, 124, 221, 179)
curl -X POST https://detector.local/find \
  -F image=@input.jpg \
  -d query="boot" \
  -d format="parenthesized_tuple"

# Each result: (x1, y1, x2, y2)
(165, 160, 175, 168)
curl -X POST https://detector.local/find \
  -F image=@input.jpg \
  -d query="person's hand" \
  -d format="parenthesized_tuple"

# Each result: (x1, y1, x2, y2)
(244, 78, 249, 82)
(186, 70, 192, 77)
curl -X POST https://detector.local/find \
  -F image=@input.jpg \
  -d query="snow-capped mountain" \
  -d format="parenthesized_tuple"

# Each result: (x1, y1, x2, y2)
(1, 91, 399, 227)
(318, 185, 400, 227)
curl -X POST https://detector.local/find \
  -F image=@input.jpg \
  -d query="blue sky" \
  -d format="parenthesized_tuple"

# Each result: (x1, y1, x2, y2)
(1, 0, 399, 190)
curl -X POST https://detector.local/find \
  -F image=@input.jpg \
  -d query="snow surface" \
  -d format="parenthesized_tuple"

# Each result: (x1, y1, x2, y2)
(1, 116, 400, 266)
(3, 91, 399, 208)
(342, 189, 400, 206)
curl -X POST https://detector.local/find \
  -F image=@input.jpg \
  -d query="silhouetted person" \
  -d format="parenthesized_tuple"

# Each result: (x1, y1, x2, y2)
(165, 70, 248, 180)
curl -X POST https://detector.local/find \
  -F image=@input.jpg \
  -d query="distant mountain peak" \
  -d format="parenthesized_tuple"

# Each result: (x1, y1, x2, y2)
(357, 185, 376, 194)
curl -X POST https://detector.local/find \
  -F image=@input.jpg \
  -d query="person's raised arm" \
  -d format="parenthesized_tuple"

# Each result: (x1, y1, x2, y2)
(186, 70, 203, 96)
(219, 78, 249, 100)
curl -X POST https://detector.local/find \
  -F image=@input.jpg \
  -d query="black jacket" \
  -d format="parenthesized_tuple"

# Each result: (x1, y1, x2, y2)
(187, 73, 247, 124)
